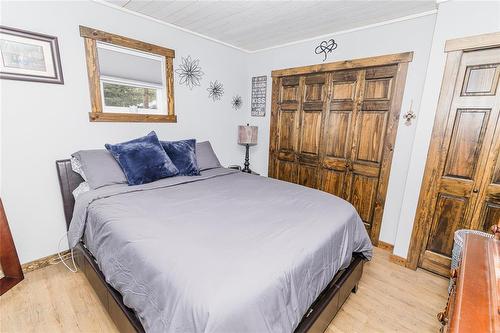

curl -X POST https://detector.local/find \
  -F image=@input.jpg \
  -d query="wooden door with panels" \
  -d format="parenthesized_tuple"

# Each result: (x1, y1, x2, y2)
(297, 74, 328, 189)
(407, 32, 500, 276)
(319, 69, 360, 200)
(269, 53, 412, 243)
(473, 126, 500, 232)
(348, 67, 393, 234)
(270, 74, 329, 188)
(319, 65, 402, 234)
(271, 76, 301, 184)
(468, 50, 500, 234)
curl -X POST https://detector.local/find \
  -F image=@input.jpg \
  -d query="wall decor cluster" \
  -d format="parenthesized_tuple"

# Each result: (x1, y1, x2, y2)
(314, 38, 338, 62)
(175, 55, 204, 90)
(207, 80, 224, 101)
(251, 75, 266, 117)
(0, 26, 64, 84)
(231, 95, 242, 110)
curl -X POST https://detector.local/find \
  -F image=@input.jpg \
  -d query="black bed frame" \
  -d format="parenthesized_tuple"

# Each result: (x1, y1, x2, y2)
(56, 159, 366, 333)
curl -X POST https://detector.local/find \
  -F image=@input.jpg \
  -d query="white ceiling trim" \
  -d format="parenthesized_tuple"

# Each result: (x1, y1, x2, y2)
(93, 0, 437, 54)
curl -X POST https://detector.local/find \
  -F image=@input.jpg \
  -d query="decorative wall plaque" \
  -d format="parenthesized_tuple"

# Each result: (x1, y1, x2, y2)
(251, 76, 266, 117)
(314, 38, 337, 62)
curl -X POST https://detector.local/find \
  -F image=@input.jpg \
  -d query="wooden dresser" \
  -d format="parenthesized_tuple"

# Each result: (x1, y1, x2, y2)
(438, 234, 500, 332)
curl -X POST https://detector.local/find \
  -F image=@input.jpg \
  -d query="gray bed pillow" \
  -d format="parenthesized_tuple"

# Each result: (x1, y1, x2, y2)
(196, 141, 222, 171)
(72, 149, 127, 189)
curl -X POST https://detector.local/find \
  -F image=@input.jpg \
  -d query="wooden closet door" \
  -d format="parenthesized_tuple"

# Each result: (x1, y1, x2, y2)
(271, 76, 302, 183)
(269, 74, 328, 188)
(269, 53, 412, 244)
(319, 70, 359, 199)
(320, 65, 402, 235)
(348, 65, 399, 234)
(297, 74, 328, 188)
(417, 48, 500, 276)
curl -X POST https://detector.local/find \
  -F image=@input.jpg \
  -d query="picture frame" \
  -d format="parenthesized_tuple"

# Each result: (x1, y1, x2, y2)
(0, 26, 64, 84)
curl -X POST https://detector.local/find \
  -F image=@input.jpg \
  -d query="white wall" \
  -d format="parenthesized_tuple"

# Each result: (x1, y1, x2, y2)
(0, 1, 249, 263)
(242, 13, 437, 246)
(3, 0, 498, 265)
(393, 0, 500, 258)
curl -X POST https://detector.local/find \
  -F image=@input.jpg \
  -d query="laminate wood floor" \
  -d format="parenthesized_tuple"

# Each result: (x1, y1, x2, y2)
(0, 247, 448, 332)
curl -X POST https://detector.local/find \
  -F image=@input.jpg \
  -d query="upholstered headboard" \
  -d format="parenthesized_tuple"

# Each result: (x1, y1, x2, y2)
(56, 159, 84, 230)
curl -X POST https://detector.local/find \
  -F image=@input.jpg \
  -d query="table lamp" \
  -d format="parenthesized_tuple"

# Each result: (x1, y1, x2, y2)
(238, 124, 258, 173)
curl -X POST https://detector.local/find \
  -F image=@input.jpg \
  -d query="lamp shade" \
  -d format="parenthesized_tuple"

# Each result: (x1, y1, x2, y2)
(238, 125, 258, 145)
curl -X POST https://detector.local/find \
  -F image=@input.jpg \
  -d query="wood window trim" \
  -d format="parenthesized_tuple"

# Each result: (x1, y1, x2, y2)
(406, 32, 500, 271)
(271, 52, 413, 78)
(80, 26, 176, 123)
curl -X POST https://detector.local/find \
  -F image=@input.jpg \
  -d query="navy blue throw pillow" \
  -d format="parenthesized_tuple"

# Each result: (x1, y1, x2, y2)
(105, 131, 179, 185)
(160, 139, 200, 176)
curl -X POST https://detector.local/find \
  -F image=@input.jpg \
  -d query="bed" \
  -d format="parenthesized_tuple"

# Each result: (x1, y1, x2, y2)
(56, 160, 372, 333)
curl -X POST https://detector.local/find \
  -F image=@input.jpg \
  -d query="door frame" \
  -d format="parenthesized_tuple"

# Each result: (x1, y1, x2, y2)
(406, 32, 500, 270)
(269, 52, 413, 245)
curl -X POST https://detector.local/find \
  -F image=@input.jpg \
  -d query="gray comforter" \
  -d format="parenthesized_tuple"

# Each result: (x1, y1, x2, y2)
(68, 168, 372, 333)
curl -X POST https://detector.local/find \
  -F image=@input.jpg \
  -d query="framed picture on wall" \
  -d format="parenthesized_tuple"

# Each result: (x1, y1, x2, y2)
(0, 26, 64, 84)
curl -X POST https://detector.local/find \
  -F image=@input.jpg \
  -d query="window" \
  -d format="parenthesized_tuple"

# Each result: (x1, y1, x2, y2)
(97, 42, 164, 115)
(81, 26, 176, 123)
(102, 81, 159, 112)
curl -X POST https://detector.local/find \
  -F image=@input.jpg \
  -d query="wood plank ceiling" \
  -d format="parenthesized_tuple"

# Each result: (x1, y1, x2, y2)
(104, 1, 437, 52)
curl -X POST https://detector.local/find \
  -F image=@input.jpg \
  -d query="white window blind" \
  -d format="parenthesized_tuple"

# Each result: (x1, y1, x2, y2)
(97, 42, 164, 86)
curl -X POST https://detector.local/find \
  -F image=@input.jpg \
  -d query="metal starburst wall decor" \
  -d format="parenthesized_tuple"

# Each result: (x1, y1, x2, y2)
(231, 95, 242, 110)
(175, 56, 204, 89)
(207, 80, 224, 101)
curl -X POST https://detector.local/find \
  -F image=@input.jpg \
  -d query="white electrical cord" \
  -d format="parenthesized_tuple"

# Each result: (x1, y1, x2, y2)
(58, 232, 78, 273)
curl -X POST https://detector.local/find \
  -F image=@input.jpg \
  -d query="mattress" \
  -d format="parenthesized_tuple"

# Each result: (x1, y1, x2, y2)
(68, 168, 373, 333)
